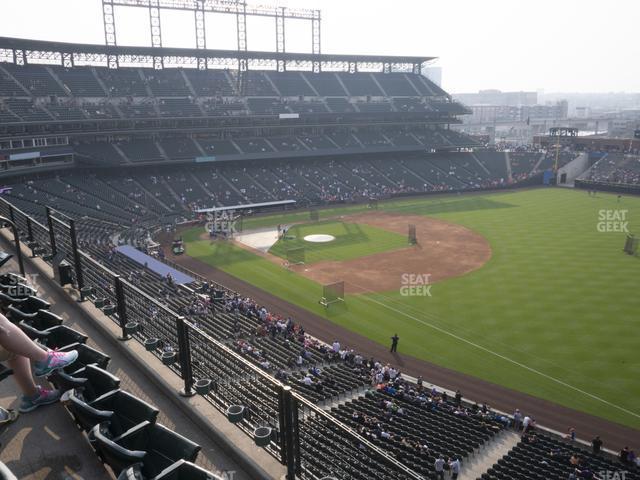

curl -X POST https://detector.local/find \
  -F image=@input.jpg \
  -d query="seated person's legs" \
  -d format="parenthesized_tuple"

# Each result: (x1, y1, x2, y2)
(0, 313, 77, 413)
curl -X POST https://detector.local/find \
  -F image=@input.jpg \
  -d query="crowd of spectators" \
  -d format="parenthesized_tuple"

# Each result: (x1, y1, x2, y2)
(585, 154, 640, 185)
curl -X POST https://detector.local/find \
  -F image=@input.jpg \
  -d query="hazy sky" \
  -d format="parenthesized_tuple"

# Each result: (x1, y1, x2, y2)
(0, 0, 638, 93)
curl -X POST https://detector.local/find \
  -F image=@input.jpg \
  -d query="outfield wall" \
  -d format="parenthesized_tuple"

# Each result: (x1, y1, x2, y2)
(575, 180, 640, 196)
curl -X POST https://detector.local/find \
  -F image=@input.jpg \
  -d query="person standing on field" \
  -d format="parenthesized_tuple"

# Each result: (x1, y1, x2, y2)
(390, 334, 399, 353)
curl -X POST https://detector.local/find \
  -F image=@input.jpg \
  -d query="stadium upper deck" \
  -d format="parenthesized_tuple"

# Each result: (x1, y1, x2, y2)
(0, 37, 465, 126)
(0, 36, 475, 176)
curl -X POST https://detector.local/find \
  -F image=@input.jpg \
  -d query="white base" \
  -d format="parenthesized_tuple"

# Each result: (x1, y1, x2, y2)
(303, 234, 335, 243)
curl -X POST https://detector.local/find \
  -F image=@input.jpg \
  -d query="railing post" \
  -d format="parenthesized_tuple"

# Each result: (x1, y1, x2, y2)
(8, 205, 15, 225)
(69, 219, 84, 290)
(0, 216, 25, 277)
(278, 385, 288, 465)
(45, 207, 57, 256)
(114, 275, 130, 341)
(292, 394, 301, 477)
(176, 316, 195, 397)
(282, 387, 300, 479)
(26, 217, 33, 243)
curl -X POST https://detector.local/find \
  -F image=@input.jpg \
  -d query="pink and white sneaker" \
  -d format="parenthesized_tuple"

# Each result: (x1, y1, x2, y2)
(19, 386, 62, 413)
(33, 348, 78, 377)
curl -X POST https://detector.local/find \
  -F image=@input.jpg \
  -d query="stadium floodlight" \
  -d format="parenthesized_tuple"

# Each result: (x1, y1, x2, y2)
(102, 0, 322, 64)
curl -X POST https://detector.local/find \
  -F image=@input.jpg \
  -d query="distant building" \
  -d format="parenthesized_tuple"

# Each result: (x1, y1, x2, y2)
(461, 101, 567, 125)
(574, 106, 590, 118)
(521, 101, 568, 122)
(609, 118, 639, 138)
(453, 89, 537, 107)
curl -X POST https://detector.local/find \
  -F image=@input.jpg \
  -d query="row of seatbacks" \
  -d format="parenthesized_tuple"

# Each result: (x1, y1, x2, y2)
(0, 271, 222, 480)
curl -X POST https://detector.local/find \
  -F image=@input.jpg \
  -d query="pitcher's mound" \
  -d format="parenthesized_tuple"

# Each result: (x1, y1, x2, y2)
(304, 234, 336, 243)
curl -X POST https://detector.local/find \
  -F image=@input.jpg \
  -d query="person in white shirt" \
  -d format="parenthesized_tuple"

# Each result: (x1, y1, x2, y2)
(513, 409, 523, 430)
(302, 375, 313, 386)
(522, 415, 532, 434)
(434, 455, 445, 479)
(449, 457, 461, 479)
(332, 340, 340, 353)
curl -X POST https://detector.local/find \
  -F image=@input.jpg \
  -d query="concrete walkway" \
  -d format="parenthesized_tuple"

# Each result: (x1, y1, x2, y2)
(459, 430, 520, 480)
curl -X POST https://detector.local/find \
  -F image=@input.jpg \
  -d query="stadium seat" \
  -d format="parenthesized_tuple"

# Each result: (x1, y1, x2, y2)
(0, 294, 49, 312)
(53, 364, 121, 400)
(0, 461, 18, 480)
(92, 421, 200, 477)
(67, 389, 159, 436)
(60, 343, 110, 372)
(18, 324, 88, 348)
(11, 307, 63, 329)
(0, 282, 36, 298)
(0, 272, 25, 286)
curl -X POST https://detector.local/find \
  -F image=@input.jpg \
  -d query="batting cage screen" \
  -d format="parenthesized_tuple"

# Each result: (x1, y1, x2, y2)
(286, 246, 305, 265)
(623, 234, 638, 255)
(408, 224, 417, 245)
(309, 208, 319, 222)
(319, 281, 345, 307)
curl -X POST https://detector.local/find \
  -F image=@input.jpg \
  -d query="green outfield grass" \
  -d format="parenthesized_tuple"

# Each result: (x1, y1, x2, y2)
(182, 188, 640, 429)
(268, 220, 407, 264)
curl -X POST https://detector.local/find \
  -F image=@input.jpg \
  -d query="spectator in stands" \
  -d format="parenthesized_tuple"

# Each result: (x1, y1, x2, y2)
(522, 415, 532, 434)
(619, 446, 630, 464)
(0, 313, 78, 413)
(513, 409, 523, 430)
(592, 436, 603, 455)
(434, 454, 445, 479)
(449, 456, 461, 479)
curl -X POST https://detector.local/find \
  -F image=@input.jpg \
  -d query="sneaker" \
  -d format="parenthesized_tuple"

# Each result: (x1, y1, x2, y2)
(0, 407, 18, 425)
(33, 348, 78, 377)
(19, 386, 62, 413)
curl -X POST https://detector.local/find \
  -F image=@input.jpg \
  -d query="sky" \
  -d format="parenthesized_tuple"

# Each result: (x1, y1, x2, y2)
(0, 0, 638, 94)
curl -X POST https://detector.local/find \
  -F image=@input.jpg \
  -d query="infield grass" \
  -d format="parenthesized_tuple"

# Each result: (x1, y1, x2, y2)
(268, 220, 407, 264)
(182, 188, 640, 429)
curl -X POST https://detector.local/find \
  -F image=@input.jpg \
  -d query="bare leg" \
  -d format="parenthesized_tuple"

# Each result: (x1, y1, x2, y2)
(0, 314, 48, 362)
(7, 355, 38, 397)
